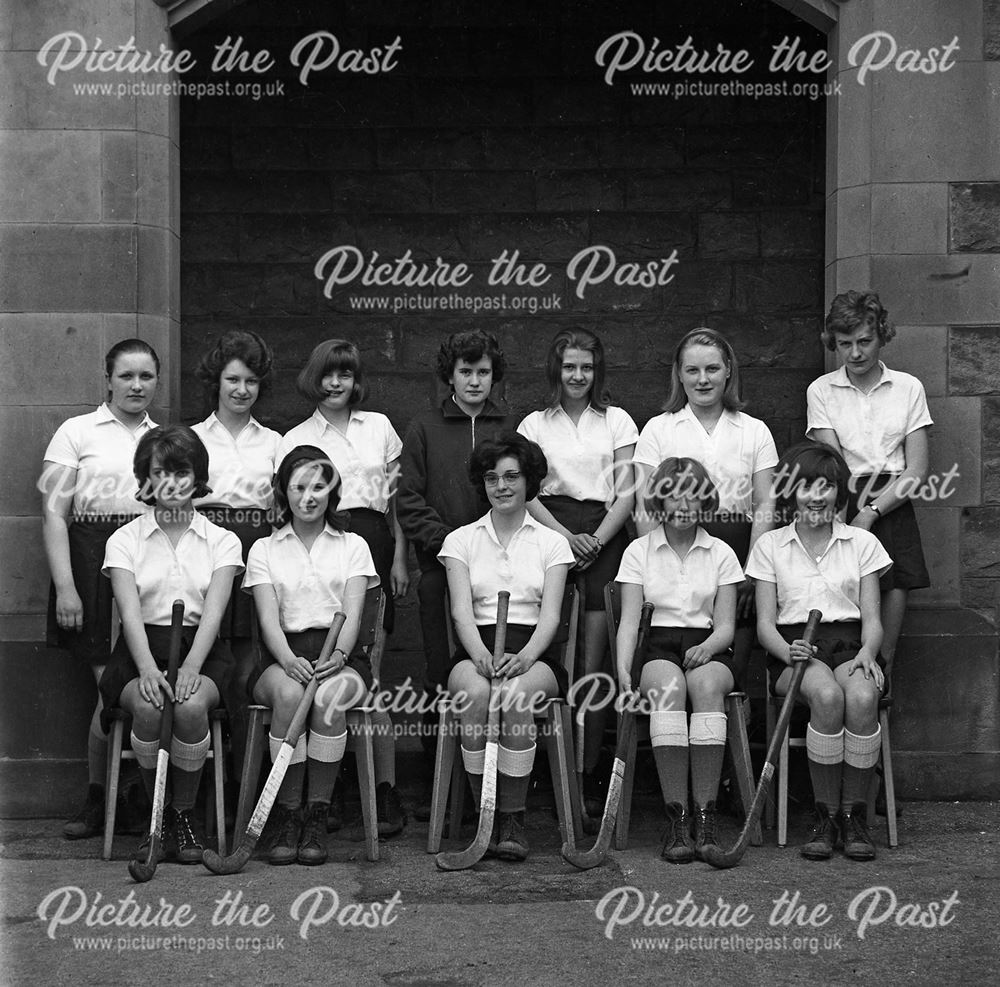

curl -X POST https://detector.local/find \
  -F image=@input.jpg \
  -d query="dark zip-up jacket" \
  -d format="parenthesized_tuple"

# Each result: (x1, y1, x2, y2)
(397, 396, 510, 566)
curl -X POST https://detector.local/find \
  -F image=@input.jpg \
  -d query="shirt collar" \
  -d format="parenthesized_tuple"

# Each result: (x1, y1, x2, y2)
(649, 523, 714, 554)
(777, 519, 854, 550)
(310, 408, 364, 431)
(140, 510, 209, 540)
(96, 403, 155, 430)
(831, 361, 894, 390)
(677, 404, 741, 429)
(274, 521, 343, 542)
(475, 509, 538, 547)
(204, 411, 263, 433)
(547, 403, 604, 422)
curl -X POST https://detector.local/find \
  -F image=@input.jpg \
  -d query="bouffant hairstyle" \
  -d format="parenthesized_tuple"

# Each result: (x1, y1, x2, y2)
(436, 330, 506, 385)
(773, 440, 851, 519)
(544, 328, 610, 410)
(195, 330, 274, 399)
(663, 327, 744, 414)
(133, 425, 211, 505)
(105, 338, 160, 378)
(822, 290, 896, 351)
(272, 445, 350, 531)
(296, 339, 368, 405)
(468, 431, 548, 503)
(643, 456, 719, 523)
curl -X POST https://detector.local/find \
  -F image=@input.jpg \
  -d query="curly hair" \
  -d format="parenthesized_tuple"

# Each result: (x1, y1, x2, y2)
(643, 456, 719, 524)
(468, 431, 548, 502)
(133, 425, 211, 505)
(663, 327, 744, 414)
(772, 440, 851, 520)
(296, 339, 368, 405)
(436, 329, 506, 385)
(195, 329, 274, 399)
(543, 328, 610, 410)
(822, 290, 896, 351)
(272, 445, 349, 531)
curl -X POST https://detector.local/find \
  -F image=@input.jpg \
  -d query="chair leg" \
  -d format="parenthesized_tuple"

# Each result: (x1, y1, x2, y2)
(880, 708, 898, 848)
(212, 719, 227, 856)
(103, 720, 125, 861)
(448, 748, 467, 841)
(764, 696, 777, 830)
(726, 694, 762, 847)
(544, 706, 576, 851)
(614, 717, 638, 852)
(234, 708, 268, 840)
(777, 726, 789, 847)
(560, 705, 584, 842)
(427, 705, 455, 853)
(350, 713, 379, 862)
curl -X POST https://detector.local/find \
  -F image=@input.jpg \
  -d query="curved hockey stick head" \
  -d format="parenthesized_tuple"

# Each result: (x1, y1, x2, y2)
(127, 842, 161, 883)
(201, 845, 253, 876)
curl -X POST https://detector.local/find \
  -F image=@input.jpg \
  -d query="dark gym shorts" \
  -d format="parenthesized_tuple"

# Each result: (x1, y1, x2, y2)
(539, 496, 629, 611)
(448, 622, 568, 698)
(98, 623, 233, 729)
(246, 627, 373, 701)
(637, 625, 745, 686)
(347, 508, 396, 632)
(847, 473, 930, 591)
(768, 621, 886, 694)
(197, 506, 271, 639)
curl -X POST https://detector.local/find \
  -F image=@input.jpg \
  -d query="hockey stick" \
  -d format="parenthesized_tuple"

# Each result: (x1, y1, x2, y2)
(562, 600, 654, 870)
(702, 608, 822, 870)
(435, 590, 510, 871)
(202, 611, 347, 875)
(128, 600, 184, 883)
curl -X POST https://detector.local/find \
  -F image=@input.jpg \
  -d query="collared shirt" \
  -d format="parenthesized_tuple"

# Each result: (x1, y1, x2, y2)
(806, 362, 933, 475)
(244, 523, 378, 633)
(745, 520, 892, 625)
(192, 413, 282, 509)
(616, 526, 743, 629)
(632, 406, 778, 516)
(43, 404, 158, 516)
(102, 512, 243, 625)
(277, 409, 402, 513)
(437, 511, 574, 626)
(517, 404, 638, 506)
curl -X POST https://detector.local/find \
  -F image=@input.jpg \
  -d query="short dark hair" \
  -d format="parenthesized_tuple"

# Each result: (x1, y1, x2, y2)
(544, 328, 610, 410)
(822, 290, 896, 351)
(468, 431, 548, 502)
(643, 456, 719, 523)
(133, 425, 211, 505)
(272, 445, 349, 531)
(436, 330, 505, 385)
(296, 339, 368, 405)
(772, 440, 851, 518)
(105, 338, 160, 378)
(663, 327, 744, 414)
(195, 330, 274, 399)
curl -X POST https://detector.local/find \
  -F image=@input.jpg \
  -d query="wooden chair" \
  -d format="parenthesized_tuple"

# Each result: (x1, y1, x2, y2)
(765, 666, 898, 848)
(604, 581, 761, 851)
(426, 583, 585, 854)
(103, 707, 227, 861)
(234, 585, 387, 861)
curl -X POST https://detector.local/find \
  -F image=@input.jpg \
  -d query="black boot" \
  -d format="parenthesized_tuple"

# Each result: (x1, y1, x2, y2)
(495, 811, 529, 861)
(173, 807, 206, 864)
(841, 802, 877, 861)
(801, 802, 839, 860)
(63, 783, 105, 840)
(298, 802, 329, 865)
(693, 801, 719, 861)
(267, 805, 300, 866)
(375, 782, 407, 838)
(660, 802, 694, 864)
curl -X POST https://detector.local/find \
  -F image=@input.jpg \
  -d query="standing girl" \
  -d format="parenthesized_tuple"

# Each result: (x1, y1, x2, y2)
(278, 339, 408, 833)
(633, 328, 777, 673)
(747, 441, 891, 860)
(41, 339, 160, 839)
(100, 425, 243, 863)
(615, 457, 744, 863)
(517, 329, 637, 821)
(244, 446, 378, 865)
(192, 330, 281, 772)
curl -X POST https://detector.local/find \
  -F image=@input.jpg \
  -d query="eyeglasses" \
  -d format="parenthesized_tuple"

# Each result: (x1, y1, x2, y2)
(483, 471, 522, 487)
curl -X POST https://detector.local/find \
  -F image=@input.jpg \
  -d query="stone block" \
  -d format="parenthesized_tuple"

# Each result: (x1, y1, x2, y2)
(870, 183, 948, 255)
(0, 615, 45, 641)
(432, 172, 534, 213)
(949, 325, 1000, 395)
(597, 127, 684, 170)
(483, 128, 601, 170)
(913, 506, 961, 607)
(760, 209, 823, 258)
(922, 398, 981, 506)
(698, 213, 759, 259)
(825, 255, 873, 308)
(330, 172, 433, 213)
(0, 518, 47, 613)
(886, 325, 947, 397)
(182, 263, 317, 317)
(741, 369, 816, 421)
(181, 213, 240, 263)
(867, 0, 984, 65)
(872, 63, 1000, 183)
(962, 506, 1000, 577)
(466, 214, 588, 261)
(0, 131, 101, 223)
(731, 260, 822, 312)
(589, 213, 696, 257)
(687, 126, 810, 171)
(829, 184, 871, 259)
(101, 130, 137, 223)
(536, 171, 624, 212)
(136, 132, 172, 229)
(409, 81, 531, 128)
(0, 0, 135, 50)
(658, 260, 732, 314)
(180, 127, 231, 172)
(828, 63, 872, 191)
(532, 79, 619, 127)
(872, 256, 1000, 326)
(962, 578, 999, 614)
(625, 171, 732, 212)
(0, 317, 105, 406)
(983, 397, 1000, 503)
(733, 167, 813, 208)
(950, 183, 1000, 252)
(137, 226, 172, 316)
(236, 213, 355, 264)
(232, 126, 376, 171)
(0, 225, 136, 313)
(988, 0, 1000, 60)
(355, 215, 469, 259)
(702, 312, 824, 371)
(182, 170, 332, 213)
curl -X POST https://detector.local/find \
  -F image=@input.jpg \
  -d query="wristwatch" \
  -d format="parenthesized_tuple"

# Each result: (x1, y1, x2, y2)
(868, 503, 882, 517)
